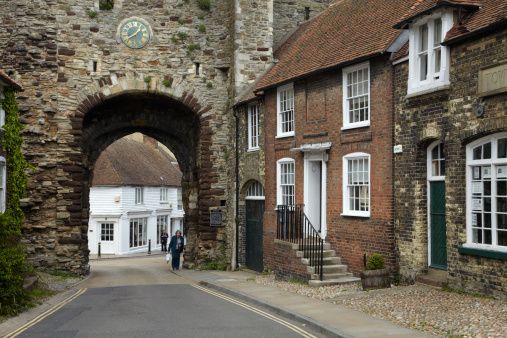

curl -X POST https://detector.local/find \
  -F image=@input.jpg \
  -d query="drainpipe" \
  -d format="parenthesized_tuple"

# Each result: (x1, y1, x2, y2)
(233, 106, 240, 270)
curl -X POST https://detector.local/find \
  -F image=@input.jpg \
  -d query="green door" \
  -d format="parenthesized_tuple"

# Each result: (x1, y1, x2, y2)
(246, 200, 264, 272)
(430, 181, 447, 269)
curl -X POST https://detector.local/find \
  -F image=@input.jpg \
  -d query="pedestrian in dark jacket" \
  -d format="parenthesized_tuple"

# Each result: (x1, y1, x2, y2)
(160, 231, 169, 252)
(169, 230, 184, 270)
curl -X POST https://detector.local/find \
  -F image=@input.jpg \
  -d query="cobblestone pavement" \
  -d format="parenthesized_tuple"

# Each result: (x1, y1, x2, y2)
(255, 275, 507, 338)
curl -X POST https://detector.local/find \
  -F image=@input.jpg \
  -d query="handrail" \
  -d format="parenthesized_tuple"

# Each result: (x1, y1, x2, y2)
(276, 205, 324, 281)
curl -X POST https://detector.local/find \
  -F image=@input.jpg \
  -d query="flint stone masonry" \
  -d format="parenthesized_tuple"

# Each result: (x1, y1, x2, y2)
(0, 0, 330, 274)
(394, 27, 507, 298)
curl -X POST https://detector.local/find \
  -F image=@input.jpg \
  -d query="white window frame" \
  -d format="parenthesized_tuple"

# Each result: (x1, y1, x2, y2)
(427, 141, 446, 181)
(276, 83, 295, 138)
(245, 181, 265, 200)
(129, 217, 147, 248)
(100, 223, 114, 242)
(135, 186, 143, 205)
(0, 157, 6, 213)
(342, 61, 370, 130)
(407, 10, 453, 96)
(160, 187, 169, 203)
(276, 158, 295, 206)
(465, 133, 507, 253)
(342, 152, 370, 217)
(177, 188, 183, 211)
(247, 103, 260, 151)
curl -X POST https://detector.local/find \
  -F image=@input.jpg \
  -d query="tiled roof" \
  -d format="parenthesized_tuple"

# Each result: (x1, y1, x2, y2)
(255, 0, 416, 91)
(0, 69, 23, 91)
(444, 0, 507, 44)
(394, 0, 482, 29)
(92, 137, 182, 187)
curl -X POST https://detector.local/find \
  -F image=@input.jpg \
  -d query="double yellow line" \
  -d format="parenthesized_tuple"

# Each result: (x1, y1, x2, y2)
(4, 288, 87, 338)
(192, 284, 317, 338)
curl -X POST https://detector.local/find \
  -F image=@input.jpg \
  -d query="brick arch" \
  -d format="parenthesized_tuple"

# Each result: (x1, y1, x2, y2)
(48, 72, 222, 273)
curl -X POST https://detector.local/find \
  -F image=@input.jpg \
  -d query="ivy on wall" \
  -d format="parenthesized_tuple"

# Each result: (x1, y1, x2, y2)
(0, 87, 31, 316)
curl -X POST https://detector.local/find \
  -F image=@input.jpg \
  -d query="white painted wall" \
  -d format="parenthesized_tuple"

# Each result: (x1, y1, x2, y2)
(88, 185, 184, 255)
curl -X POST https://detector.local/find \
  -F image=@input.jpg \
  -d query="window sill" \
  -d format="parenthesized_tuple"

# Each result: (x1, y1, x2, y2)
(341, 122, 370, 131)
(247, 147, 260, 152)
(406, 83, 450, 99)
(341, 212, 370, 218)
(276, 133, 295, 139)
(458, 245, 507, 260)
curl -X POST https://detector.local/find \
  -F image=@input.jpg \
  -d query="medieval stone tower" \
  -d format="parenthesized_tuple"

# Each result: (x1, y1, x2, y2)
(0, 0, 330, 273)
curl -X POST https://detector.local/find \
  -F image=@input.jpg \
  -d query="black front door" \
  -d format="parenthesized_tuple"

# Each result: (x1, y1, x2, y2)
(246, 200, 264, 272)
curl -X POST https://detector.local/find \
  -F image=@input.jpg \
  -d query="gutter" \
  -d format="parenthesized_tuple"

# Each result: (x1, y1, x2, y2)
(233, 105, 240, 270)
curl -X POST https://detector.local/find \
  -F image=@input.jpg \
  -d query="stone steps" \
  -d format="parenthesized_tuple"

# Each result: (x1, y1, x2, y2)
(301, 256, 341, 266)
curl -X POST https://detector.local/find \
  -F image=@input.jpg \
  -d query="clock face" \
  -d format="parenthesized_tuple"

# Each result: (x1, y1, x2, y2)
(120, 19, 150, 49)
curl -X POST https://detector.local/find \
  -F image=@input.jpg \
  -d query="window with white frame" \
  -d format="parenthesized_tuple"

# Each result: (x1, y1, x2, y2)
(245, 181, 265, 200)
(247, 103, 260, 150)
(429, 142, 445, 178)
(100, 223, 114, 241)
(135, 187, 143, 204)
(342, 62, 370, 129)
(466, 134, 507, 250)
(277, 158, 295, 206)
(276, 83, 294, 137)
(177, 188, 183, 210)
(129, 217, 147, 248)
(343, 153, 370, 217)
(408, 11, 453, 95)
(0, 158, 5, 213)
(156, 215, 168, 244)
(160, 187, 169, 203)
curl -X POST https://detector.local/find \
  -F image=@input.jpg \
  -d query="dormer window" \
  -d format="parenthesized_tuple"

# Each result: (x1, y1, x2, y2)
(408, 11, 453, 96)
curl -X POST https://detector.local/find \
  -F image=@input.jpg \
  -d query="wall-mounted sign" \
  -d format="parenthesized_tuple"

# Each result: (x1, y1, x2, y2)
(210, 209, 223, 226)
(393, 144, 403, 154)
(478, 63, 507, 97)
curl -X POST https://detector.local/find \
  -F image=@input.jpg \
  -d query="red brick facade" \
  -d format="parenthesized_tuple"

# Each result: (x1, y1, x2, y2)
(263, 56, 396, 274)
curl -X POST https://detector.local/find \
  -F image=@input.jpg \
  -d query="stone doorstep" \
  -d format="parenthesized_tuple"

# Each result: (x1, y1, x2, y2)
(308, 276, 361, 287)
(415, 268, 448, 288)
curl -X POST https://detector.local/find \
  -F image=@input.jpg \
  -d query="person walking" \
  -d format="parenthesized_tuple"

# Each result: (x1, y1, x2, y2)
(169, 230, 184, 270)
(160, 231, 169, 252)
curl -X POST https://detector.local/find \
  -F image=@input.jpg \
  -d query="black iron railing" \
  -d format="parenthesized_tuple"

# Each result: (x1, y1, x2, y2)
(276, 205, 324, 281)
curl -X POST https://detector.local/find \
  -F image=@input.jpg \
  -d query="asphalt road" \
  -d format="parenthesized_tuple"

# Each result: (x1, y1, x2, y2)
(15, 256, 319, 338)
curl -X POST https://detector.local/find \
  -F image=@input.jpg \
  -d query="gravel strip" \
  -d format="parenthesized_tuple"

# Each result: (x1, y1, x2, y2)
(255, 275, 507, 338)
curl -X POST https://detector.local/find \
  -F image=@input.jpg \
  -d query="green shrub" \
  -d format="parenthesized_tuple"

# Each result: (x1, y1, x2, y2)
(162, 79, 173, 88)
(99, 0, 114, 10)
(187, 43, 200, 53)
(198, 24, 206, 33)
(197, 0, 211, 11)
(144, 76, 152, 84)
(177, 32, 188, 41)
(86, 9, 97, 19)
(366, 253, 385, 270)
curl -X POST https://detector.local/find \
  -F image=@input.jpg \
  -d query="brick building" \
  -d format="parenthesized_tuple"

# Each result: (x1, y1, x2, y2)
(392, 0, 507, 297)
(239, 0, 416, 283)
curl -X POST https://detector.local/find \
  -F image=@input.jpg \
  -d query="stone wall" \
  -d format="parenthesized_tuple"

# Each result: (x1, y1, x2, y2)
(273, 0, 331, 49)
(393, 27, 507, 298)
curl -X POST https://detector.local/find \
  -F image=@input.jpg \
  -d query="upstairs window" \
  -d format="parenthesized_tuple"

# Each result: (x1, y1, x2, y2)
(99, 0, 114, 10)
(177, 188, 183, 210)
(466, 134, 507, 251)
(135, 187, 143, 204)
(247, 103, 259, 151)
(342, 62, 370, 129)
(160, 187, 169, 203)
(0, 91, 5, 128)
(276, 83, 294, 137)
(408, 12, 453, 95)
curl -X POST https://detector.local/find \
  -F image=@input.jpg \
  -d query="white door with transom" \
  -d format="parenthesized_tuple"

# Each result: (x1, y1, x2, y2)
(304, 151, 327, 238)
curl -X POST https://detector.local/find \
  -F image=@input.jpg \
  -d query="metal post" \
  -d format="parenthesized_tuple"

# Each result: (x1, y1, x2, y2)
(148, 239, 151, 255)
(98, 242, 101, 258)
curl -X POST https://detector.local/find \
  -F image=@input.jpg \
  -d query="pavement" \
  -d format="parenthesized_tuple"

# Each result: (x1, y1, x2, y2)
(0, 256, 435, 338)
(174, 269, 435, 338)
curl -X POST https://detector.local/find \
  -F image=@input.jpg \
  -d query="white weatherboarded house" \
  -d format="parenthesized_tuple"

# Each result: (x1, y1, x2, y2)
(88, 136, 184, 255)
